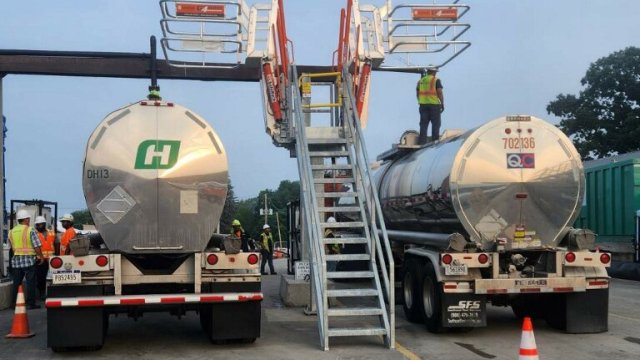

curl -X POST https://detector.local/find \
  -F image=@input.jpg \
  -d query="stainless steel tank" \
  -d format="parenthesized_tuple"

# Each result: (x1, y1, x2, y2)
(83, 101, 228, 253)
(374, 115, 584, 250)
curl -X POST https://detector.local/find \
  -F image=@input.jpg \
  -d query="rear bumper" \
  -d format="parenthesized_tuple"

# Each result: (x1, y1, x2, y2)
(45, 292, 263, 308)
(473, 277, 608, 295)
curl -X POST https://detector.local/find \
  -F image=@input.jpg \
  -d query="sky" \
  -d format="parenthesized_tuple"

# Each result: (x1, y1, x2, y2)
(1, 0, 639, 215)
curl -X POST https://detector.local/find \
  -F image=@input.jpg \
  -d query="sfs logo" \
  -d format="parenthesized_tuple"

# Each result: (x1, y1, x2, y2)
(507, 153, 535, 168)
(447, 300, 481, 312)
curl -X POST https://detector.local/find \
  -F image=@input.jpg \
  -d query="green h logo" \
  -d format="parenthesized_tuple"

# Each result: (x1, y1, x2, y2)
(135, 140, 181, 169)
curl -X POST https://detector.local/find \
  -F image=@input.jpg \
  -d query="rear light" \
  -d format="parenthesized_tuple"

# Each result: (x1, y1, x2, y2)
(247, 254, 259, 265)
(50, 257, 63, 269)
(442, 254, 453, 265)
(565, 252, 576, 263)
(478, 253, 489, 264)
(96, 255, 109, 267)
(207, 254, 219, 265)
(600, 253, 611, 264)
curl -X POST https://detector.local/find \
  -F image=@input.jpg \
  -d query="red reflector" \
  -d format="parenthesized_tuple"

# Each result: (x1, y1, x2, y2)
(520, 288, 541, 293)
(96, 255, 109, 267)
(463, 256, 472, 260)
(50, 257, 63, 269)
(487, 289, 508, 294)
(207, 254, 219, 265)
(78, 299, 104, 307)
(444, 284, 457, 289)
(229, 257, 236, 263)
(565, 252, 576, 263)
(140, 101, 148, 106)
(442, 254, 453, 265)
(589, 280, 608, 286)
(515, 193, 528, 199)
(505, 128, 512, 134)
(120, 298, 145, 305)
(154, 101, 161, 106)
(478, 253, 489, 264)
(553, 287, 573, 293)
(247, 254, 259, 265)
(46, 300, 62, 308)
(600, 253, 611, 264)
(161, 297, 185, 303)
(78, 260, 85, 266)
(238, 294, 263, 301)
(167, 102, 174, 107)
(584, 257, 593, 261)
(200, 295, 224, 302)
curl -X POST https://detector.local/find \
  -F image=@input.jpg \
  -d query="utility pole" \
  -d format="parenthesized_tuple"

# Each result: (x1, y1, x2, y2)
(275, 211, 283, 248)
(264, 193, 268, 225)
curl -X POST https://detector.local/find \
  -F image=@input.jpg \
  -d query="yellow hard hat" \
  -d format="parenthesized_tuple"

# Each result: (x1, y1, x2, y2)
(232, 219, 241, 226)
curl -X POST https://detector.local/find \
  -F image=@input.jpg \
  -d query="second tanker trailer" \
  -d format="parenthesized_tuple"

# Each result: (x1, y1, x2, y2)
(374, 115, 610, 333)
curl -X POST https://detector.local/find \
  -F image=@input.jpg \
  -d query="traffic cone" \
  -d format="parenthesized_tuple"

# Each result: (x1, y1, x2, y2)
(5, 285, 35, 338)
(518, 317, 539, 359)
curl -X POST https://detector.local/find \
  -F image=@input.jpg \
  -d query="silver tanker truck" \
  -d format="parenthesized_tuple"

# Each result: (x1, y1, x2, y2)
(374, 115, 610, 333)
(45, 100, 262, 350)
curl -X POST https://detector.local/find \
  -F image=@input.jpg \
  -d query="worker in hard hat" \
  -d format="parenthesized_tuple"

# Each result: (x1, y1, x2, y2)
(59, 213, 77, 255)
(259, 224, 276, 275)
(231, 219, 255, 252)
(9, 210, 45, 309)
(416, 66, 444, 144)
(324, 217, 341, 272)
(34, 216, 56, 300)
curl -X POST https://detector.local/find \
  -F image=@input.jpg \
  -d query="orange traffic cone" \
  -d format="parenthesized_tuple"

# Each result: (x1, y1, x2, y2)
(5, 285, 35, 338)
(518, 317, 539, 359)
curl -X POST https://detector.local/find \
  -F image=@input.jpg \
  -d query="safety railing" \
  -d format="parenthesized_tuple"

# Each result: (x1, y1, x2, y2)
(340, 64, 395, 348)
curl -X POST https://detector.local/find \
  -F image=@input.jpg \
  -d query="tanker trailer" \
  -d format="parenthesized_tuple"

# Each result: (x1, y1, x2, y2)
(45, 100, 262, 351)
(374, 115, 610, 333)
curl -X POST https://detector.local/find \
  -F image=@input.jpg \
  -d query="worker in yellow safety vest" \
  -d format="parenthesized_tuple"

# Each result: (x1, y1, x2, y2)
(35, 216, 56, 300)
(59, 213, 77, 255)
(259, 224, 276, 275)
(416, 66, 445, 145)
(9, 210, 44, 309)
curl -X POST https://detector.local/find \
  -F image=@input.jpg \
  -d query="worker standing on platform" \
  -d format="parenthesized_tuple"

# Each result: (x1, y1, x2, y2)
(9, 210, 44, 309)
(231, 219, 254, 252)
(259, 224, 276, 275)
(60, 213, 77, 255)
(416, 67, 444, 144)
(34, 216, 55, 300)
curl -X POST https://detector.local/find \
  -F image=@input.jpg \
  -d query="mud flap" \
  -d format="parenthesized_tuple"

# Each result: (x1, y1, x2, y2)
(441, 294, 486, 327)
(566, 288, 609, 333)
(208, 301, 261, 341)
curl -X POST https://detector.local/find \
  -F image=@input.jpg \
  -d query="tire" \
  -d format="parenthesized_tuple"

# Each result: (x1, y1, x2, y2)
(421, 263, 445, 333)
(402, 258, 425, 323)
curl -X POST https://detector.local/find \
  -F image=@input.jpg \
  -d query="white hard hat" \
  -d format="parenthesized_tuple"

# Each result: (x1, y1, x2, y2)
(425, 66, 438, 72)
(263, 224, 271, 229)
(327, 217, 337, 223)
(61, 213, 74, 222)
(16, 210, 31, 220)
(35, 216, 47, 224)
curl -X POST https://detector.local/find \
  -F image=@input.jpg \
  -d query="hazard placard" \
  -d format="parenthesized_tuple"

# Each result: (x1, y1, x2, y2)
(176, 3, 225, 18)
(412, 7, 458, 21)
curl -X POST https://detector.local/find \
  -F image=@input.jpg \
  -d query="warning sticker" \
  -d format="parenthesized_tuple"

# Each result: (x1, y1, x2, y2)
(180, 190, 198, 214)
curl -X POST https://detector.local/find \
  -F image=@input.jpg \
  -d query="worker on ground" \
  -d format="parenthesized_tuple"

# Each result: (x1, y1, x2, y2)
(35, 216, 55, 300)
(416, 66, 444, 145)
(259, 224, 276, 275)
(324, 217, 341, 272)
(9, 210, 44, 309)
(231, 219, 254, 252)
(60, 213, 77, 255)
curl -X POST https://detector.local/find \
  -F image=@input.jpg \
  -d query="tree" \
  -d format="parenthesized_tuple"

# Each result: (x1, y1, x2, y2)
(219, 177, 237, 233)
(71, 209, 94, 226)
(547, 47, 640, 159)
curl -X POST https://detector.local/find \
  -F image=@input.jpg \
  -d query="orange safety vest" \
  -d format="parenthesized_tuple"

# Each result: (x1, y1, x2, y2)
(37, 230, 56, 258)
(60, 227, 77, 255)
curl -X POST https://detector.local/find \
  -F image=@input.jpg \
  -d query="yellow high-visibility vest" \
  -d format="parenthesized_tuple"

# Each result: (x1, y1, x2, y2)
(9, 224, 36, 256)
(418, 75, 440, 105)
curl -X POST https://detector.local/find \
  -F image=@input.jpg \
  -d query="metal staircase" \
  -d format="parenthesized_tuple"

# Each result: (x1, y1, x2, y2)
(284, 66, 394, 350)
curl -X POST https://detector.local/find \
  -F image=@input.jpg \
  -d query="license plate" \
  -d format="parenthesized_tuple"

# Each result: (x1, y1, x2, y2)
(445, 264, 468, 276)
(52, 270, 81, 284)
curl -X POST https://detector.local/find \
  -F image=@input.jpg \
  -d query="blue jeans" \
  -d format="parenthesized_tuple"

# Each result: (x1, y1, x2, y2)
(418, 104, 441, 144)
(12, 265, 37, 307)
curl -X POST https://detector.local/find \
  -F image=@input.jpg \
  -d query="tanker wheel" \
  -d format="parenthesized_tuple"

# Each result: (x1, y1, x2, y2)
(402, 258, 425, 323)
(421, 263, 445, 333)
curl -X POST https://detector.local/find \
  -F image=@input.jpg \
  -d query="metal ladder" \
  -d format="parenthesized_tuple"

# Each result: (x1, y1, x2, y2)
(285, 65, 394, 351)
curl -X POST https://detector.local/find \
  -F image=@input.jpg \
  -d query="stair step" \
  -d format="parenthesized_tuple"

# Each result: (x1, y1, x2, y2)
(307, 138, 347, 144)
(309, 151, 349, 157)
(326, 288, 378, 297)
(326, 253, 370, 261)
(327, 327, 388, 337)
(311, 164, 353, 170)
(318, 206, 360, 212)
(322, 237, 368, 245)
(326, 271, 375, 279)
(327, 307, 383, 316)
(316, 192, 357, 198)
(314, 178, 355, 184)
(320, 221, 364, 228)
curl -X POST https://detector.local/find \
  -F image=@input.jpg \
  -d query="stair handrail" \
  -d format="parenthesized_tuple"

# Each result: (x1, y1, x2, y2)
(340, 64, 395, 347)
